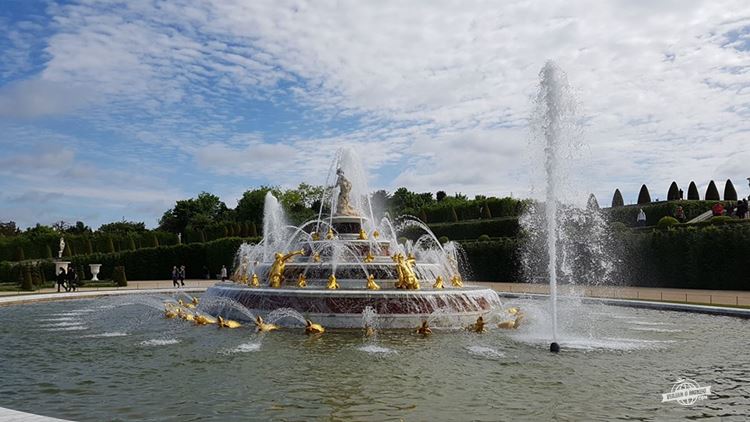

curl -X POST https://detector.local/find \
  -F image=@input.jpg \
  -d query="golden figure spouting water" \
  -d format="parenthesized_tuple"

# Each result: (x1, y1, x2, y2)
(305, 319, 325, 334)
(392, 253, 420, 289)
(312, 252, 321, 263)
(358, 228, 368, 240)
(326, 228, 335, 240)
(217, 316, 241, 328)
(366, 274, 380, 290)
(416, 320, 432, 335)
(364, 251, 375, 263)
(268, 250, 305, 288)
(311, 231, 320, 241)
(297, 273, 307, 288)
(250, 273, 260, 287)
(468, 316, 486, 333)
(433, 276, 444, 289)
(194, 314, 217, 325)
(327, 274, 340, 289)
(255, 316, 279, 332)
(451, 274, 463, 288)
(372, 230, 380, 239)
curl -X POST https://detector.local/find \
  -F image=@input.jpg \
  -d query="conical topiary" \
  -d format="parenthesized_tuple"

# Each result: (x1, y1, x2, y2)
(45, 244, 53, 259)
(450, 207, 459, 222)
(85, 237, 94, 254)
(250, 222, 258, 237)
(482, 204, 492, 219)
(587, 194, 600, 210)
(128, 236, 136, 251)
(687, 181, 699, 200)
(611, 189, 624, 207)
(723, 179, 737, 201)
(14, 246, 25, 262)
(153, 233, 160, 247)
(705, 180, 720, 201)
(667, 182, 680, 201)
(637, 184, 651, 204)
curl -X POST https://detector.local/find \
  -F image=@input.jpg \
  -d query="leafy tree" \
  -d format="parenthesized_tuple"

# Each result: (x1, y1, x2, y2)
(637, 185, 651, 204)
(705, 180, 720, 201)
(390, 188, 434, 215)
(611, 189, 624, 207)
(0, 221, 20, 236)
(436, 191, 447, 202)
(667, 182, 680, 201)
(98, 221, 146, 233)
(235, 186, 280, 224)
(723, 179, 737, 201)
(159, 192, 232, 233)
(51, 220, 69, 232)
(24, 224, 57, 238)
(687, 181, 700, 200)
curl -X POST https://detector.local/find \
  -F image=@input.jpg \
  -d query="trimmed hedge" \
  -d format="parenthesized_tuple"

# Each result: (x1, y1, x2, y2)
(418, 197, 528, 223)
(460, 238, 521, 282)
(607, 200, 735, 227)
(0, 231, 178, 262)
(415, 217, 520, 241)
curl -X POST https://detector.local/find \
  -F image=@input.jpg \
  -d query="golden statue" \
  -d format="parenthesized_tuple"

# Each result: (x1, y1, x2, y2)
(327, 274, 340, 289)
(334, 168, 358, 216)
(190, 296, 199, 306)
(498, 308, 524, 329)
(366, 274, 380, 290)
(451, 274, 463, 288)
(178, 299, 196, 309)
(250, 273, 260, 287)
(305, 319, 325, 334)
(364, 325, 375, 337)
(297, 273, 307, 288)
(268, 250, 305, 288)
(358, 228, 368, 240)
(194, 314, 217, 325)
(416, 320, 432, 335)
(433, 276, 444, 289)
(392, 253, 420, 289)
(237, 255, 249, 283)
(217, 316, 241, 328)
(312, 252, 321, 263)
(372, 230, 380, 239)
(311, 231, 320, 241)
(326, 228, 335, 240)
(177, 308, 194, 321)
(255, 316, 279, 332)
(468, 316, 486, 333)
(164, 305, 178, 319)
(363, 251, 375, 263)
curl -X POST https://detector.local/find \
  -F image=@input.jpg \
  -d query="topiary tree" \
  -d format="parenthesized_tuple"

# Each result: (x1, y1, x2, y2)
(687, 181, 699, 200)
(420, 209, 428, 222)
(45, 244, 53, 259)
(106, 237, 116, 253)
(637, 184, 651, 204)
(21, 265, 33, 291)
(478, 234, 490, 241)
(250, 222, 258, 237)
(113, 266, 127, 287)
(450, 207, 458, 223)
(587, 194, 600, 210)
(128, 236, 136, 251)
(85, 237, 94, 254)
(667, 182, 680, 201)
(705, 180, 720, 200)
(436, 191, 447, 202)
(723, 179, 737, 201)
(611, 189, 624, 207)
(438, 236, 449, 244)
(482, 204, 492, 219)
(14, 246, 25, 262)
(152, 233, 160, 247)
(656, 216, 679, 229)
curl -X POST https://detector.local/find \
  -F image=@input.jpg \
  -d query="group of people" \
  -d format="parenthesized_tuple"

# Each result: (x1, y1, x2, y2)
(56, 265, 79, 292)
(713, 198, 750, 218)
(171, 265, 229, 287)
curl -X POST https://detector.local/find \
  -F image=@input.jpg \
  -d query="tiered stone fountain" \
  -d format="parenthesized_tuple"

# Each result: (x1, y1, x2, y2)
(203, 149, 501, 328)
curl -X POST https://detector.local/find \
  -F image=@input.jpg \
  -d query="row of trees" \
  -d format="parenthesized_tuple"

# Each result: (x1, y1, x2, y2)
(612, 179, 743, 207)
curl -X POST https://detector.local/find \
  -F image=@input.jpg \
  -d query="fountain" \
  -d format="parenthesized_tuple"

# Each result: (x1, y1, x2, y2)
(202, 148, 502, 328)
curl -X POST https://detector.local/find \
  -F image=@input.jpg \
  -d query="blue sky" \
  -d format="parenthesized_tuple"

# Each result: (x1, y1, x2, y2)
(1, 0, 749, 229)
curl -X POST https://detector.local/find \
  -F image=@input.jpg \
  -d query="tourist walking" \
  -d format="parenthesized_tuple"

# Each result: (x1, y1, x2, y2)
(67, 266, 78, 292)
(220, 265, 228, 281)
(738, 199, 748, 219)
(179, 265, 186, 286)
(56, 267, 67, 293)
(172, 266, 179, 287)
(637, 209, 646, 227)
(674, 205, 685, 222)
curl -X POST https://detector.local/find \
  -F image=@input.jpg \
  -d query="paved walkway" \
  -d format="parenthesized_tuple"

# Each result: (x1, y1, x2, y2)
(484, 282, 750, 307)
(1, 279, 749, 307)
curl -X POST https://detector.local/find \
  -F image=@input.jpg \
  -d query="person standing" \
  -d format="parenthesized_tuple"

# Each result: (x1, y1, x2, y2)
(172, 266, 179, 288)
(67, 266, 78, 292)
(179, 265, 186, 286)
(674, 205, 686, 223)
(220, 265, 228, 281)
(56, 267, 67, 293)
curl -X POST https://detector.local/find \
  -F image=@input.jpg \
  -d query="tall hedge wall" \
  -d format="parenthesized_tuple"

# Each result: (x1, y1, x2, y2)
(0, 231, 178, 262)
(402, 217, 520, 241)
(459, 238, 521, 282)
(418, 198, 528, 223)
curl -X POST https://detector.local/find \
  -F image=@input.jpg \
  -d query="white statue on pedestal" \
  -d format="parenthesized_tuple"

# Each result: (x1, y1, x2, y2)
(58, 237, 65, 258)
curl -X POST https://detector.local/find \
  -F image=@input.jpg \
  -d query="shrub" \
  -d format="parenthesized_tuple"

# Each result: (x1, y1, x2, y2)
(610, 222, 628, 232)
(478, 234, 490, 241)
(710, 216, 734, 224)
(637, 184, 651, 204)
(705, 180, 720, 200)
(667, 182, 680, 201)
(724, 179, 737, 201)
(611, 189, 624, 207)
(687, 181, 700, 200)
(438, 236, 449, 244)
(656, 216, 679, 229)
(112, 266, 127, 286)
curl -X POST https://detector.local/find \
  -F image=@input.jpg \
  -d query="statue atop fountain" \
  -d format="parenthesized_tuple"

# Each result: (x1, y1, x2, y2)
(335, 168, 358, 216)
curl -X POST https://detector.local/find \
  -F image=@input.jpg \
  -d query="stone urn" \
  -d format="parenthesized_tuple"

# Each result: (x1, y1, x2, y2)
(89, 264, 102, 281)
(54, 261, 71, 276)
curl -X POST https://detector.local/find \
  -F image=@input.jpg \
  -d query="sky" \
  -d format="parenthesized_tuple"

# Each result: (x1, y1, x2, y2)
(1, 0, 749, 229)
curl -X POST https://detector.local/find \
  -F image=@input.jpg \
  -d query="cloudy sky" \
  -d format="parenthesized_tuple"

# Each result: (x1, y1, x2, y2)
(1, 0, 749, 229)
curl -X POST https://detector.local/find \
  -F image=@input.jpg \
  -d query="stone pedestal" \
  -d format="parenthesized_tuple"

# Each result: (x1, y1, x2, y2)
(54, 261, 70, 276)
(89, 264, 102, 281)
